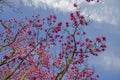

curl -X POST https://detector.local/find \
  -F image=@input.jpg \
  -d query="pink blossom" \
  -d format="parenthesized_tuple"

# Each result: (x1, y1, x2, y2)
(73, 3, 77, 7)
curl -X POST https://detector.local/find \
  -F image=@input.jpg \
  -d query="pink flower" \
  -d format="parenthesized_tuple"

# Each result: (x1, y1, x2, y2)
(27, 30, 32, 35)
(58, 22, 62, 26)
(18, 56, 23, 60)
(80, 16, 84, 19)
(66, 22, 69, 27)
(97, 0, 100, 2)
(37, 19, 40, 22)
(85, 38, 90, 42)
(76, 11, 80, 16)
(96, 74, 100, 78)
(96, 37, 101, 43)
(74, 20, 78, 26)
(80, 42, 85, 47)
(80, 20, 84, 25)
(85, 68, 94, 77)
(80, 48, 83, 53)
(86, 0, 91, 2)
(29, 20, 32, 23)
(70, 13, 74, 18)
(77, 32, 80, 35)
(53, 15, 56, 19)
(100, 44, 107, 51)
(102, 36, 106, 41)
(73, 3, 77, 7)
(4, 55, 9, 59)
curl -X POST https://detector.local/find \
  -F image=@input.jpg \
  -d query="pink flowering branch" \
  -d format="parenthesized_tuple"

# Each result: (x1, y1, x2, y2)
(0, 1, 106, 80)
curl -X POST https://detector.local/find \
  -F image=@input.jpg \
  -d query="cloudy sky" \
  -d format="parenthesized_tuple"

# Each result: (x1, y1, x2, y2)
(0, 0, 120, 80)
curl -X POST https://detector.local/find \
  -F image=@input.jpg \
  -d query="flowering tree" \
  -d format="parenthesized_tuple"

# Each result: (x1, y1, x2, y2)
(0, 0, 106, 80)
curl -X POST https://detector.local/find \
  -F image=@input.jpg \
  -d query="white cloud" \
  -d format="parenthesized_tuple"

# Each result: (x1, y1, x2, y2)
(89, 52, 120, 71)
(101, 54, 120, 71)
(21, 0, 79, 11)
(84, 6, 119, 25)
(21, 0, 120, 26)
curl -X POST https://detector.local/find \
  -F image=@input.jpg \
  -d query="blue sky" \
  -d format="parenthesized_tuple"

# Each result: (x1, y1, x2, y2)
(0, 0, 120, 80)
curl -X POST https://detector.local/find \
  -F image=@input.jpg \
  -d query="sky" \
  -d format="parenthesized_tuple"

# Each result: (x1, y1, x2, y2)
(0, 0, 120, 80)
